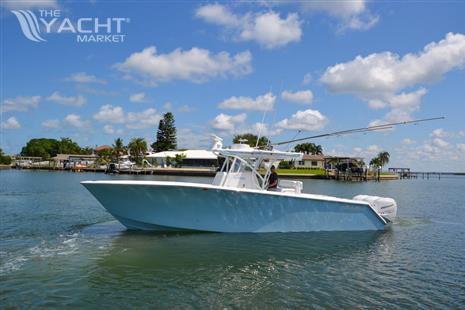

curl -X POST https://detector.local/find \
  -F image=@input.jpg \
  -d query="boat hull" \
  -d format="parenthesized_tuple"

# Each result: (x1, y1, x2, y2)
(81, 181, 387, 233)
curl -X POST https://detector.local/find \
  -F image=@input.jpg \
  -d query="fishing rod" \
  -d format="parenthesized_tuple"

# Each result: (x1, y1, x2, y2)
(272, 116, 445, 146)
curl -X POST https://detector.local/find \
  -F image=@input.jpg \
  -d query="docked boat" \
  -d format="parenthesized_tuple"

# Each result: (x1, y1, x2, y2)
(82, 136, 397, 233)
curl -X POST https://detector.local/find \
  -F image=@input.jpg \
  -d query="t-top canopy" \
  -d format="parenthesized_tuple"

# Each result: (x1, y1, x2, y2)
(214, 144, 303, 161)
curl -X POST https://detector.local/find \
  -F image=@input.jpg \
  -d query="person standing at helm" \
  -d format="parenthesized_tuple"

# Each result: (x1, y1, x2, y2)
(268, 165, 278, 190)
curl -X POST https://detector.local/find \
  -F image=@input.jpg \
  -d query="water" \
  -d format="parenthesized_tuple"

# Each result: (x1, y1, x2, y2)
(1, 170, 465, 309)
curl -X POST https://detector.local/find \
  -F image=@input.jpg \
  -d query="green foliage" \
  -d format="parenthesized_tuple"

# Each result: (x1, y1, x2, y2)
(370, 151, 390, 168)
(0, 148, 12, 165)
(128, 137, 148, 165)
(165, 156, 173, 167)
(97, 149, 113, 165)
(232, 133, 270, 148)
(294, 143, 323, 155)
(151, 112, 177, 152)
(278, 160, 294, 169)
(112, 137, 126, 160)
(20, 137, 86, 160)
(174, 153, 187, 168)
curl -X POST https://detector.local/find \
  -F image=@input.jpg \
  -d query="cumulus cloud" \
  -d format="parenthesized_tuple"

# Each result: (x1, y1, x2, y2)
(64, 114, 87, 128)
(218, 92, 275, 111)
(93, 104, 161, 129)
(299, 0, 378, 31)
(210, 113, 247, 132)
(126, 108, 161, 129)
(321, 32, 465, 123)
(129, 92, 149, 103)
(1, 117, 21, 129)
(281, 90, 313, 104)
(196, 4, 302, 49)
(47, 91, 86, 106)
(65, 72, 106, 84)
(402, 138, 415, 145)
(177, 128, 212, 149)
(302, 73, 312, 85)
(93, 105, 125, 123)
(2, 96, 40, 113)
(103, 125, 115, 134)
(41, 119, 60, 128)
(276, 109, 327, 131)
(1, 0, 58, 9)
(115, 46, 252, 85)
(457, 144, 465, 153)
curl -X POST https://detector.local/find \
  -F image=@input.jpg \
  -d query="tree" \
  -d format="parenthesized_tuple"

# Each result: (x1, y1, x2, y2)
(21, 138, 58, 159)
(56, 138, 81, 155)
(174, 153, 186, 168)
(112, 138, 126, 161)
(377, 151, 390, 167)
(151, 112, 177, 152)
(128, 137, 148, 165)
(294, 143, 323, 155)
(20, 137, 89, 159)
(0, 148, 12, 165)
(232, 133, 270, 148)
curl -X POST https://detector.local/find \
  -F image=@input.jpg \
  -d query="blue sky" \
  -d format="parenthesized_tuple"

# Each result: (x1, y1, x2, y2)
(1, 0, 464, 171)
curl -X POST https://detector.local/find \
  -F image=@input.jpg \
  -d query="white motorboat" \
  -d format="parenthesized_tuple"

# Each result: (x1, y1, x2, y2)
(107, 155, 136, 172)
(82, 136, 397, 233)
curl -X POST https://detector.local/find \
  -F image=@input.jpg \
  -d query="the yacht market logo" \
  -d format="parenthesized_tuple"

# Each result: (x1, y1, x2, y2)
(11, 10, 129, 43)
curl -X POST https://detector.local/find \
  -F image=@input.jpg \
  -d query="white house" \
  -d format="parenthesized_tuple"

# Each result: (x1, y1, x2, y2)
(146, 150, 218, 168)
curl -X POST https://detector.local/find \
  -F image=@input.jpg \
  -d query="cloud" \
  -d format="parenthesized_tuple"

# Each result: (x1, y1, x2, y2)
(126, 108, 161, 129)
(302, 73, 312, 85)
(196, 4, 302, 49)
(321, 32, 465, 122)
(64, 114, 87, 128)
(93, 104, 125, 123)
(163, 101, 173, 110)
(178, 104, 193, 113)
(103, 125, 115, 134)
(210, 113, 247, 132)
(1, 117, 21, 129)
(47, 91, 86, 106)
(65, 72, 106, 84)
(299, 0, 378, 31)
(402, 138, 415, 145)
(41, 119, 60, 128)
(2, 96, 40, 113)
(93, 104, 161, 129)
(218, 92, 275, 111)
(432, 138, 449, 148)
(115, 46, 252, 85)
(1, 0, 57, 9)
(129, 92, 149, 103)
(238, 122, 282, 137)
(277, 109, 327, 131)
(281, 90, 313, 104)
(177, 128, 211, 149)
(457, 144, 465, 153)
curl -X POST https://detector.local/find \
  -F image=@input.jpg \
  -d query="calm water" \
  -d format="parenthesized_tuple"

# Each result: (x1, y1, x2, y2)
(1, 170, 464, 309)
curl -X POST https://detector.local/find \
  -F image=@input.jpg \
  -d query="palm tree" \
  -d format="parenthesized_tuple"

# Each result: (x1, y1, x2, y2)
(128, 138, 147, 165)
(112, 138, 125, 161)
(294, 143, 323, 155)
(377, 151, 390, 168)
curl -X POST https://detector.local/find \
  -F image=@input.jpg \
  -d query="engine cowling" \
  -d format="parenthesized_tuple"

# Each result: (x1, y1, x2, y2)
(353, 195, 397, 223)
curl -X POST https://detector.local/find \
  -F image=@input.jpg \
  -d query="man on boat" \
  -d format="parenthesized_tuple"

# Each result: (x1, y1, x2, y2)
(268, 165, 279, 190)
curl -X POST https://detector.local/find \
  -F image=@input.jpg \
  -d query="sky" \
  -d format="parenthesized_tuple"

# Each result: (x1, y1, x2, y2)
(1, 0, 464, 171)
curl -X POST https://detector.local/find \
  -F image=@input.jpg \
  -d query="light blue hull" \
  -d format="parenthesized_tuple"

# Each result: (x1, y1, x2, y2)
(82, 181, 387, 233)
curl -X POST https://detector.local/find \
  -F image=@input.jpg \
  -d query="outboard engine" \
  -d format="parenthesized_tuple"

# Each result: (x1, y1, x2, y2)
(353, 195, 397, 223)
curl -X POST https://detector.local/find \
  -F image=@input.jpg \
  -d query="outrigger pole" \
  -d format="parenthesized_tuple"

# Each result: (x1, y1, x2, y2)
(272, 117, 445, 146)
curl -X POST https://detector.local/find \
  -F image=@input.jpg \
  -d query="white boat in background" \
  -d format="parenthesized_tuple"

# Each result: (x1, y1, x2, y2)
(107, 155, 136, 172)
(82, 136, 397, 233)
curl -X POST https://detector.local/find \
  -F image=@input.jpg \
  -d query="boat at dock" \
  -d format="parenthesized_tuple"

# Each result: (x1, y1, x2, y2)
(82, 136, 397, 233)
